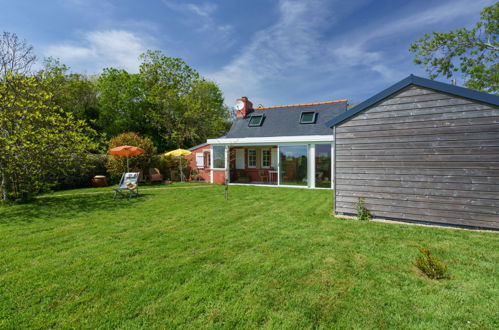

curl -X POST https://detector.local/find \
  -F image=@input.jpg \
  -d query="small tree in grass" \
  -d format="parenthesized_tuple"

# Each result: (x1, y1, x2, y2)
(415, 248, 450, 280)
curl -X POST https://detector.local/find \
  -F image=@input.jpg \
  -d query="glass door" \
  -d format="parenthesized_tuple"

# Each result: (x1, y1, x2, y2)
(315, 144, 332, 188)
(279, 145, 308, 186)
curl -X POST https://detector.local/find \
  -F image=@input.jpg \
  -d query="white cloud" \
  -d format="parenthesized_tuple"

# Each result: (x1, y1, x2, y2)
(208, 0, 494, 105)
(162, 1, 233, 48)
(328, 0, 494, 80)
(207, 0, 330, 106)
(44, 30, 152, 73)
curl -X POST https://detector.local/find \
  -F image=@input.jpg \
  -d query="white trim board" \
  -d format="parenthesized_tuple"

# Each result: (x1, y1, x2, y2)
(207, 135, 334, 145)
(228, 183, 332, 190)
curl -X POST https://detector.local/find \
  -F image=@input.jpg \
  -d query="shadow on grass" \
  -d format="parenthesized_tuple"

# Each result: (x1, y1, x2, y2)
(0, 192, 149, 225)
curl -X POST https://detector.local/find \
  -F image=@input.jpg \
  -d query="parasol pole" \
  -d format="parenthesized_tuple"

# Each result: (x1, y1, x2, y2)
(127, 156, 130, 172)
(182, 156, 184, 182)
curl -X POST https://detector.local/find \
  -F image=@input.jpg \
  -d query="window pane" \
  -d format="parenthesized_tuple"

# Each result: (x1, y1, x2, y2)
(213, 146, 225, 168)
(248, 149, 256, 167)
(262, 149, 271, 167)
(249, 116, 263, 126)
(279, 145, 308, 186)
(301, 112, 315, 123)
(315, 144, 331, 188)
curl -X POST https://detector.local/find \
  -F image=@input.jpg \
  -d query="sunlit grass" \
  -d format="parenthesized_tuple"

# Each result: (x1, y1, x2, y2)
(0, 185, 497, 328)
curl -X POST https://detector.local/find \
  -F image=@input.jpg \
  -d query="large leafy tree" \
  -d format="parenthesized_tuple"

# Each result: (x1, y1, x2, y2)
(95, 68, 147, 137)
(0, 73, 99, 201)
(39, 58, 100, 129)
(96, 50, 230, 151)
(410, 3, 498, 93)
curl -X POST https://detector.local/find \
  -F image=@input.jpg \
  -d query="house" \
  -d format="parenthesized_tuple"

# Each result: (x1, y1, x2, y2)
(189, 96, 348, 187)
(326, 74, 499, 229)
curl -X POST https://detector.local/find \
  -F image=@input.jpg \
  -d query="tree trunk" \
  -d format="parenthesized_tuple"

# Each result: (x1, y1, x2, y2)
(1, 170, 8, 201)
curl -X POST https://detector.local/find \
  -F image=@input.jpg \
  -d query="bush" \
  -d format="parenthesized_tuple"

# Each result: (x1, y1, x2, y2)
(415, 248, 450, 280)
(51, 154, 108, 190)
(106, 132, 157, 182)
(356, 197, 372, 221)
(155, 155, 190, 181)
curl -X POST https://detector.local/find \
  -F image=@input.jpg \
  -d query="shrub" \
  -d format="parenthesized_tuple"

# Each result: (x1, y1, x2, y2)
(156, 155, 190, 181)
(51, 154, 108, 190)
(415, 248, 450, 280)
(356, 197, 372, 221)
(106, 132, 157, 182)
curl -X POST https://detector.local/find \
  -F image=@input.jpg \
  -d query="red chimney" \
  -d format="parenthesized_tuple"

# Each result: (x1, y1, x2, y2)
(235, 96, 253, 118)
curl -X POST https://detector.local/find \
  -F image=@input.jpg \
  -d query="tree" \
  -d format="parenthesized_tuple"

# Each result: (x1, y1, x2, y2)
(0, 32, 36, 78)
(410, 3, 498, 93)
(95, 68, 147, 138)
(0, 73, 99, 201)
(39, 58, 100, 129)
(95, 50, 231, 151)
(139, 50, 230, 150)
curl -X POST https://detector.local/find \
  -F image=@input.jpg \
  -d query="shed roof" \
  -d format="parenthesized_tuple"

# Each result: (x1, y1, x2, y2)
(226, 99, 347, 138)
(325, 74, 499, 128)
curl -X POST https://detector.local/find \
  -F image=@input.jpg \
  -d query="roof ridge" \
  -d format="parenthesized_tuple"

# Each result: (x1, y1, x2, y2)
(254, 99, 347, 110)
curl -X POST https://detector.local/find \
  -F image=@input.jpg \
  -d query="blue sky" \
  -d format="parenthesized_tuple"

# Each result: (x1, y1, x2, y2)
(1, 0, 494, 107)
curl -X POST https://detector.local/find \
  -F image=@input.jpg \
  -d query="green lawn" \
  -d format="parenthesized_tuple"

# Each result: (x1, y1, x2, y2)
(0, 184, 497, 329)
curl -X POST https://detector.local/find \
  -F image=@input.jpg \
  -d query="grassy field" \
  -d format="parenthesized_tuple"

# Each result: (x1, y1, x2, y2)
(0, 184, 497, 329)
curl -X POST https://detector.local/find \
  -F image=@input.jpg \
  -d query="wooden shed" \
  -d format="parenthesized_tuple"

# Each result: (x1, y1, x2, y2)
(326, 75, 499, 230)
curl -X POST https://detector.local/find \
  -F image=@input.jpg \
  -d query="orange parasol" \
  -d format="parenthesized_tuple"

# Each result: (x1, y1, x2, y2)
(108, 145, 146, 172)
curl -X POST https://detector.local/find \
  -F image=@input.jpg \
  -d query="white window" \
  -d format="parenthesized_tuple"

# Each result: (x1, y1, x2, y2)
(212, 146, 225, 169)
(248, 149, 256, 168)
(204, 151, 211, 168)
(195, 153, 204, 168)
(261, 149, 271, 168)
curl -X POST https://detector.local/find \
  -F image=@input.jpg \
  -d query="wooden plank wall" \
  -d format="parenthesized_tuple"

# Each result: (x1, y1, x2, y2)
(334, 85, 499, 229)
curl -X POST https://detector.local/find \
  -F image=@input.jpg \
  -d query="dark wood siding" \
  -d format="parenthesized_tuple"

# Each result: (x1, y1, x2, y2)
(334, 86, 499, 229)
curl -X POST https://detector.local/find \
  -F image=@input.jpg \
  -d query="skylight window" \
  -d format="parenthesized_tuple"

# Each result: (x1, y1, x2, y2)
(248, 115, 264, 127)
(300, 112, 316, 124)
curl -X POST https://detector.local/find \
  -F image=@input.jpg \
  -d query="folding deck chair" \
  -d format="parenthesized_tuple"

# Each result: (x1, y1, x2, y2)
(113, 172, 140, 199)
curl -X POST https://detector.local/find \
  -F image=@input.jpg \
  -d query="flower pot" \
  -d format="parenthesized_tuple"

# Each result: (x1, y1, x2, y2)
(91, 175, 108, 187)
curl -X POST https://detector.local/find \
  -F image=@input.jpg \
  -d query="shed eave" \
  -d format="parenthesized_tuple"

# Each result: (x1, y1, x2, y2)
(325, 74, 499, 128)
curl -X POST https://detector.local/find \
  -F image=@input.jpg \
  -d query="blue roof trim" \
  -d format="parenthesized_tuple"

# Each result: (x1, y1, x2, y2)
(325, 74, 499, 128)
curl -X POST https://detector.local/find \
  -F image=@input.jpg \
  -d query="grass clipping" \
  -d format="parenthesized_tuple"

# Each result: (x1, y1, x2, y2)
(416, 248, 450, 280)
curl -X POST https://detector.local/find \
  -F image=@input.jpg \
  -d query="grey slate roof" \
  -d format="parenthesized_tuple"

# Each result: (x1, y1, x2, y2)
(325, 74, 499, 127)
(225, 101, 347, 138)
(188, 142, 209, 151)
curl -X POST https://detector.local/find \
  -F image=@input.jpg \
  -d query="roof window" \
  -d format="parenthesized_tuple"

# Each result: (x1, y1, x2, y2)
(300, 112, 317, 124)
(248, 115, 264, 127)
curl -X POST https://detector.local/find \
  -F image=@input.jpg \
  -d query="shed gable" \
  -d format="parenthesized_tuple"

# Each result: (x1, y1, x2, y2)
(334, 85, 499, 229)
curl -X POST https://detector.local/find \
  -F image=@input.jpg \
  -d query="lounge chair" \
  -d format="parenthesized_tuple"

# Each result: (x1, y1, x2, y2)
(149, 168, 164, 183)
(113, 172, 140, 199)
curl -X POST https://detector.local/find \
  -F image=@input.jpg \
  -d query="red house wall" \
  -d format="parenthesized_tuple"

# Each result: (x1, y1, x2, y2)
(186, 144, 211, 183)
(186, 144, 226, 184)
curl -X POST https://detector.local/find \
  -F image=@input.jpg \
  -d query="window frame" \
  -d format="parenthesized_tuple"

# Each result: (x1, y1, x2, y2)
(300, 111, 317, 124)
(203, 151, 211, 168)
(261, 148, 271, 168)
(195, 152, 204, 168)
(212, 145, 225, 169)
(248, 115, 264, 127)
(247, 149, 257, 168)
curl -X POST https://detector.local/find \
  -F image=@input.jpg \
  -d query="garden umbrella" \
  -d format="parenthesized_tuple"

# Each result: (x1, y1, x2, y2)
(108, 145, 146, 172)
(164, 149, 191, 182)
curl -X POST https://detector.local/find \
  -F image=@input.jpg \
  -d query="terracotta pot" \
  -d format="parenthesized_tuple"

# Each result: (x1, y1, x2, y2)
(91, 175, 108, 187)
